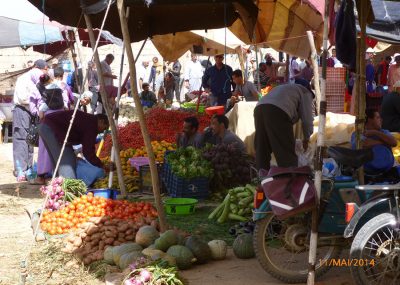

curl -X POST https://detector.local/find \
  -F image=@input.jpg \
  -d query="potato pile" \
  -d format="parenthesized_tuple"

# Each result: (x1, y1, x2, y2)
(62, 216, 158, 265)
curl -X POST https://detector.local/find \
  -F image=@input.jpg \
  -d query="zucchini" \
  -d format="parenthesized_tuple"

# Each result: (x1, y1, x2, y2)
(228, 213, 248, 222)
(208, 198, 227, 220)
(239, 196, 253, 207)
(217, 194, 231, 223)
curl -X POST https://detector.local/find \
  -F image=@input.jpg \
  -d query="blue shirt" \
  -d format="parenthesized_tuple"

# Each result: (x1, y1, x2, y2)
(350, 129, 392, 149)
(202, 64, 233, 96)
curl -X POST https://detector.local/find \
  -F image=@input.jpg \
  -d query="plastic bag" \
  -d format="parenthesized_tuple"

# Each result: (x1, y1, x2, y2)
(76, 159, 105, 187)
(322, 158, 340, 178)
(295, 140, 314, 167)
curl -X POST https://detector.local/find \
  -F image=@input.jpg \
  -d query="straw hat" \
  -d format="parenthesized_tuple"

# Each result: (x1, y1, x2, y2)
(366, 47, 375, 53)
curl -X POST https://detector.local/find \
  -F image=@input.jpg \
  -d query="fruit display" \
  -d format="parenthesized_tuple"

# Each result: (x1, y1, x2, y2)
(392, 132, 400, 163)
(133, 141, 176, 163)
(40, 177, 87, 211)
(166, 147, 213, 179)
(202, 144, 252, 190)
(208, 185, 255, 223)
(94, 148, 140, 192)
(100, 108, 210, 157)
(40, 193, 158, 235)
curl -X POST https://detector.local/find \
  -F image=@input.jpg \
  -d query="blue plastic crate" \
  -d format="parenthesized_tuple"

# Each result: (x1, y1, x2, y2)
(166, 173, 209, 200)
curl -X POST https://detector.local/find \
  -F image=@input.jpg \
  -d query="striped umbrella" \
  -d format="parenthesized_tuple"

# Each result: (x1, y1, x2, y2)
(0, 16, 63, 48)
(229, 0, 324, 58)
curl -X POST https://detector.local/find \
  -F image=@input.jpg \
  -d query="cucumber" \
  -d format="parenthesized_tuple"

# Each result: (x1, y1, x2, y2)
(208, 198, 226, 220)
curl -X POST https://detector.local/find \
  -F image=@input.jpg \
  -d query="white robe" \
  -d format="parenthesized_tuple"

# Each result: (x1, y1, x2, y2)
(184, 60, 203, 92)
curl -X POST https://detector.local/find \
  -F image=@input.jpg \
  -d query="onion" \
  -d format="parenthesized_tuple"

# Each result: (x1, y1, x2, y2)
(53, 202, 60, 209)
(140, 270, 151, 282)
(124, 278, 137, 285)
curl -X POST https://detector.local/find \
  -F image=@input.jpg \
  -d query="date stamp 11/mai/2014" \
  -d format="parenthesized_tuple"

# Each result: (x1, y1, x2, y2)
(319, 259, 375, 267)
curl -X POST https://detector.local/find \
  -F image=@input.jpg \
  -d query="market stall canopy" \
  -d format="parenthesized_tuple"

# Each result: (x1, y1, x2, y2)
(0, 16, 63, 48)
(32, 29, 122, 56)
(362, 0, 400, 44)
(229, 0, 324, 59)
(27, 0, 259, 43)
(152, 28, 244, 61)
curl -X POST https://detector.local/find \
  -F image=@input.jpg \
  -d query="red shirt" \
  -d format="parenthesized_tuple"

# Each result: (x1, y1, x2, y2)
(377, 60, 389, 86)
(43, 110, 103, 168)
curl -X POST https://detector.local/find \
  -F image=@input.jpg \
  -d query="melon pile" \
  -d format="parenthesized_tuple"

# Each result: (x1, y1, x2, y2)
(103, 225, 228, 270)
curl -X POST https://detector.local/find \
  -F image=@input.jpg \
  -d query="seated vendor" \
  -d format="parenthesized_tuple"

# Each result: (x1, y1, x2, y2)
(226, 69, 258, 111)
(177, 116, 204, 148)
(139, 83, 157, 107)
(211, 115, 246, 153)
(351, 109, 397, 174)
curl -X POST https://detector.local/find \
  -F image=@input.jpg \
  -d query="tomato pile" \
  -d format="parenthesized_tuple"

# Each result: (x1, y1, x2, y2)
(100, 108, 210, 157)
(40, 193, 157, 235)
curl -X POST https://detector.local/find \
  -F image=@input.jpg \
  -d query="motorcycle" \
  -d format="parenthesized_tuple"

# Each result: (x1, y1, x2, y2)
(252, 146, 398, 284)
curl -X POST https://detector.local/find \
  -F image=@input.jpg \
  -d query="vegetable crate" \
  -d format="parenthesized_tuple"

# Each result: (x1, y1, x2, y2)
(162, 162, 209, 200)
(139, 164, 166, 194)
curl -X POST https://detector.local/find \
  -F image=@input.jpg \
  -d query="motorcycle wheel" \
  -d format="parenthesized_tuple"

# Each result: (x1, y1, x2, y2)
(350, 213, 400, 285)
(253, 213, 342, 284)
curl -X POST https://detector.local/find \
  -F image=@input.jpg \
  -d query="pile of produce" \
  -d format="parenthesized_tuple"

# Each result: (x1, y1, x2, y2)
(100, 108, 210, 157)
(118, 96, 139, 126)
(105, 225, 228, 271)
(392, 132, 400, 163)
(40, 177, 87, 211)
(124, 262, 184, 285)
(62, 218, 158, 265)
(94, 148, 140, 192)
(133, 141, 176, 163)
(208, 185, 255, 223)
(202, 144, 252, 190)
(40, 193, 157, 235)
(166, 147, 213, 179)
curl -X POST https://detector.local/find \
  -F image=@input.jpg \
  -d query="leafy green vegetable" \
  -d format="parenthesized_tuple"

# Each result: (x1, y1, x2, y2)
(167, 148, 213, 179)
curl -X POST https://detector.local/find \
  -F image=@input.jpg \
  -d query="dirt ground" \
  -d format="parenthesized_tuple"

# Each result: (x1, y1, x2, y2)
(0, 143, 354, 285)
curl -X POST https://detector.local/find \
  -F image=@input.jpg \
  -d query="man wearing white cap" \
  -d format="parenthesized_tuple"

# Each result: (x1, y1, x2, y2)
(388, 55, 400, 92)
(381, 80, 400, 132)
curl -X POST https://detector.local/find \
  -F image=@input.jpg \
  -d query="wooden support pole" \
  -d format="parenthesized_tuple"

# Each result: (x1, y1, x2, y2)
(83, 13, 127, 197)
(116, 0, 167, 232)
(307, 1, 330, 284)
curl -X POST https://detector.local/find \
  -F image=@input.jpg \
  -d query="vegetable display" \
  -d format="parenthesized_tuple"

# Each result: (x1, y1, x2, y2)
(202, 144, 252, 191)
(118, 96, 139, 126)
(100, 108, 209, 158)
(208, 185, 256, 223)
(167, 147, 213, 179)
(40, 193, 158, 235)
(124, 261, 184, 285)
(40, 177, 87, 211)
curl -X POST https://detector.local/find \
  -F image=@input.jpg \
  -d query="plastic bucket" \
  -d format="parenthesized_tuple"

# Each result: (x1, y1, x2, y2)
(205, 106, 224, 116)
(163, 198, 198, 215)
(88, 188, 113, 199)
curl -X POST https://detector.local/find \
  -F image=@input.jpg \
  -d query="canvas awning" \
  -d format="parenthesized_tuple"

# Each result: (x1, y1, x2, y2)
(229, 0, 325, 58)
(27, 0, 258, 43)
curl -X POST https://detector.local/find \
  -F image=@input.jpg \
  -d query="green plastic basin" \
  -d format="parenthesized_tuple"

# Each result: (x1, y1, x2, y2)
(164, 198, 198, 215)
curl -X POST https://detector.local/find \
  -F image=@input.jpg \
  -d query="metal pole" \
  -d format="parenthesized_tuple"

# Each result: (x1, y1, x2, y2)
(83, 13, 127, 196)
(307, 1, 330, 284)
(116, 0, 167, 232)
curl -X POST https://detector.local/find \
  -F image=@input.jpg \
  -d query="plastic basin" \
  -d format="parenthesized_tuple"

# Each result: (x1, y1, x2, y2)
(205, 106, 224, 116)
(163, 198, 198, 215)
(88, 188, 119, 200)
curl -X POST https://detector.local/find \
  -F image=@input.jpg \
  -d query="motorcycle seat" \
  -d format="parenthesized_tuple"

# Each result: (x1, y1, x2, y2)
(328, 146, 373, 168)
